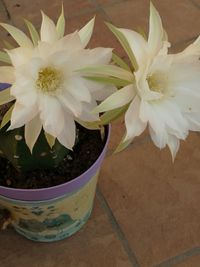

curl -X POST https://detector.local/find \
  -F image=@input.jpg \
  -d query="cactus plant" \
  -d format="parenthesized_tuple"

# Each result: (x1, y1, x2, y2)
(0, 8, 113, 177)
(0, 122, 71, 172)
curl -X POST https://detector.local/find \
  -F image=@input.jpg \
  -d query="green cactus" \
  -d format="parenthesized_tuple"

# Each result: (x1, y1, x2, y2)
(0, 124, 71, 172)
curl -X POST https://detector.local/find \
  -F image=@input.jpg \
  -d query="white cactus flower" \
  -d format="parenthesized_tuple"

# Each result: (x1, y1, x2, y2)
(0, 10, 115, 151)
(92, 3, 200, 160)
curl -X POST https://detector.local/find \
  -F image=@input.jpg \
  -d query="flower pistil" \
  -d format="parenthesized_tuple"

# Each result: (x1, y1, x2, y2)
(36, 67, 63, 94)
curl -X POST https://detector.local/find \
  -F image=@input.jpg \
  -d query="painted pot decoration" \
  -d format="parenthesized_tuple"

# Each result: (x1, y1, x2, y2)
(0, 126, 110, 242)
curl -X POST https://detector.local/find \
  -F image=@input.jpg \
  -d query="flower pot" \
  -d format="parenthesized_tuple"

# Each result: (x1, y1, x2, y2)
(0, 126, 110, 242)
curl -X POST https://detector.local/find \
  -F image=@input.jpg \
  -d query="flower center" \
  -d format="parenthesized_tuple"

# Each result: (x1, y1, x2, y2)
(147, 72, 168, 94)
(36, 67, 63, 94)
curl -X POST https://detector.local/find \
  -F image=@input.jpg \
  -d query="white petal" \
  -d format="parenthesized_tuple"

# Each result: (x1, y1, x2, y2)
(83, 78, 117, 100)
(10, 103, 38, 129)
(6, 47, 32, 67)
(79, 64, 133, 83)
(56, 5, 65, 39)
(119, 28, 148, 67)
(34, 41, 52, 59)
(11, 81, 35, 96)
(171, 91, 200, 114)
(78, 100, 99, 122)
(47, 51, 70, 68)
(25, 115, 42, 152)
(0, 23, 33, 48)
(168, 57, 200, 95)
(68, 47, 113, 70)
(148, 54, 172, 76)
(53, 31, 83, 54)
(185, 113, 200, 131)
(78, 17, 95, 48)
(0, 66, 15, 83)
(13, 87, 37, 107)
(93, 84, 136, 113)
(148, 3, 164, 59)
(91, 85, 117, 101)
(0, 88, 15, 105)
(167, 134, 180, 161)
(134, 61, 163, 101)
(176, 35, 200, 58)
(158, 41, 171, 56)
(24, 19, 40, 46)
(16, 90, 38, 107)
(39, 95, 64, 137)
(149, 125, 168, 149)
(66, 77, 91, 103)
(58, 91, 82, 117)
(57, 114, 76, 150)
(140, 100, 166, 133)
(40, 12, 58, 43)
(29, 57, 44, 78)
(124, 96, 147, 141)
(147, 100, 188, 139)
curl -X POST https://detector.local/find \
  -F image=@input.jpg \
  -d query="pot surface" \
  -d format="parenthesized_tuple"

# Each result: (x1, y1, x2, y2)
(0, 173, 98, 242)
(0, 126, 110, 242)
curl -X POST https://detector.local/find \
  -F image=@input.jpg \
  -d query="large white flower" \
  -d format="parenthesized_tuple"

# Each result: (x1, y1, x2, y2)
(0, 11, 115, 151)
(92, 3, 200, 160)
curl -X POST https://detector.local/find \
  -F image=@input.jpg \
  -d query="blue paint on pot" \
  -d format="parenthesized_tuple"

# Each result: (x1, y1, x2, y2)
(0, 83, 11, 91)
(47, 206, 55, 209)
(0, 126, 110, 242)
(15, 208, 92, 242)
(31, 210, 44, 216)
(0, 173, 98, 242)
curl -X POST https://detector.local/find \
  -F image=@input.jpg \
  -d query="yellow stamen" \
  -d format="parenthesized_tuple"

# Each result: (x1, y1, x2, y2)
(36, 67, 63, 94)
(147, 72, 168, 94)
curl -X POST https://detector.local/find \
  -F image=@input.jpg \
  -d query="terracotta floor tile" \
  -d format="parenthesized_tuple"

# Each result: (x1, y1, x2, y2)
(103, 0, 200, 45)
(2, 0, 127, 57)
(107, 119, 149, 155)
(99, 132, 200, 267)
(96, 0, 122, 6)
(66, 11, 124, 57)
(3, 0, 96, 30)
(175, 253, 200, 267)
(0, 198, 132, 267)
(170, 38, 197, 54)
(0, 2, 7, 22)
(0, 1, 12, 50)
(103, 0, 149, 39)
(1, 1, 200, 266)
(3, 1, 125, 56)
(106, 119, 125, 153)
(190, 0, 200, 9)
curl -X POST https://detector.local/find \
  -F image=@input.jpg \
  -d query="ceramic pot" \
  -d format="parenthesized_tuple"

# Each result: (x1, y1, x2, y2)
(0, 126, 110, 242)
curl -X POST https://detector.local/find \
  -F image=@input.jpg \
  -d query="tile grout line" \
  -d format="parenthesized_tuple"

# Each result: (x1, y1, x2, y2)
(1, 0, 11, 21)
(189, 0, 200, 10)
(91, 0, 112, 22)
(173, 35, 199, 49)
(92, 1, 200, 266)
(3, 1, 200, 266)
(90, 0, 125, 9)
(154, 247, 200, 267)
(96, 187, 141, 267)
(91, 0, 152, 160)
(66, 8, 97, 20)
(91, 4, 141, 263)
(106, 135, 151, 158)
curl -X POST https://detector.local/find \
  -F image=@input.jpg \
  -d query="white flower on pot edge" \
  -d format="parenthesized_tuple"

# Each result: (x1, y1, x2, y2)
(0, 9, 116, 151)
(85, 3, 200, 160)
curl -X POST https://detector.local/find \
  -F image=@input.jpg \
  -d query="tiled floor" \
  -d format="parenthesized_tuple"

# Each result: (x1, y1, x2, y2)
(0, 0, 200, 266)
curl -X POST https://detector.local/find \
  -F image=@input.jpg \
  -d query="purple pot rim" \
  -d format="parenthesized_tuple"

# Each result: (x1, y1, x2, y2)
(0, 83, 11, 91)
(0, 125, 111, 201)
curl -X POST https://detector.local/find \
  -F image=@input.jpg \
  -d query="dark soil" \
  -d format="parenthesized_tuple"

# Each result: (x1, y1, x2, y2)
(0, 125, 106, 189)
